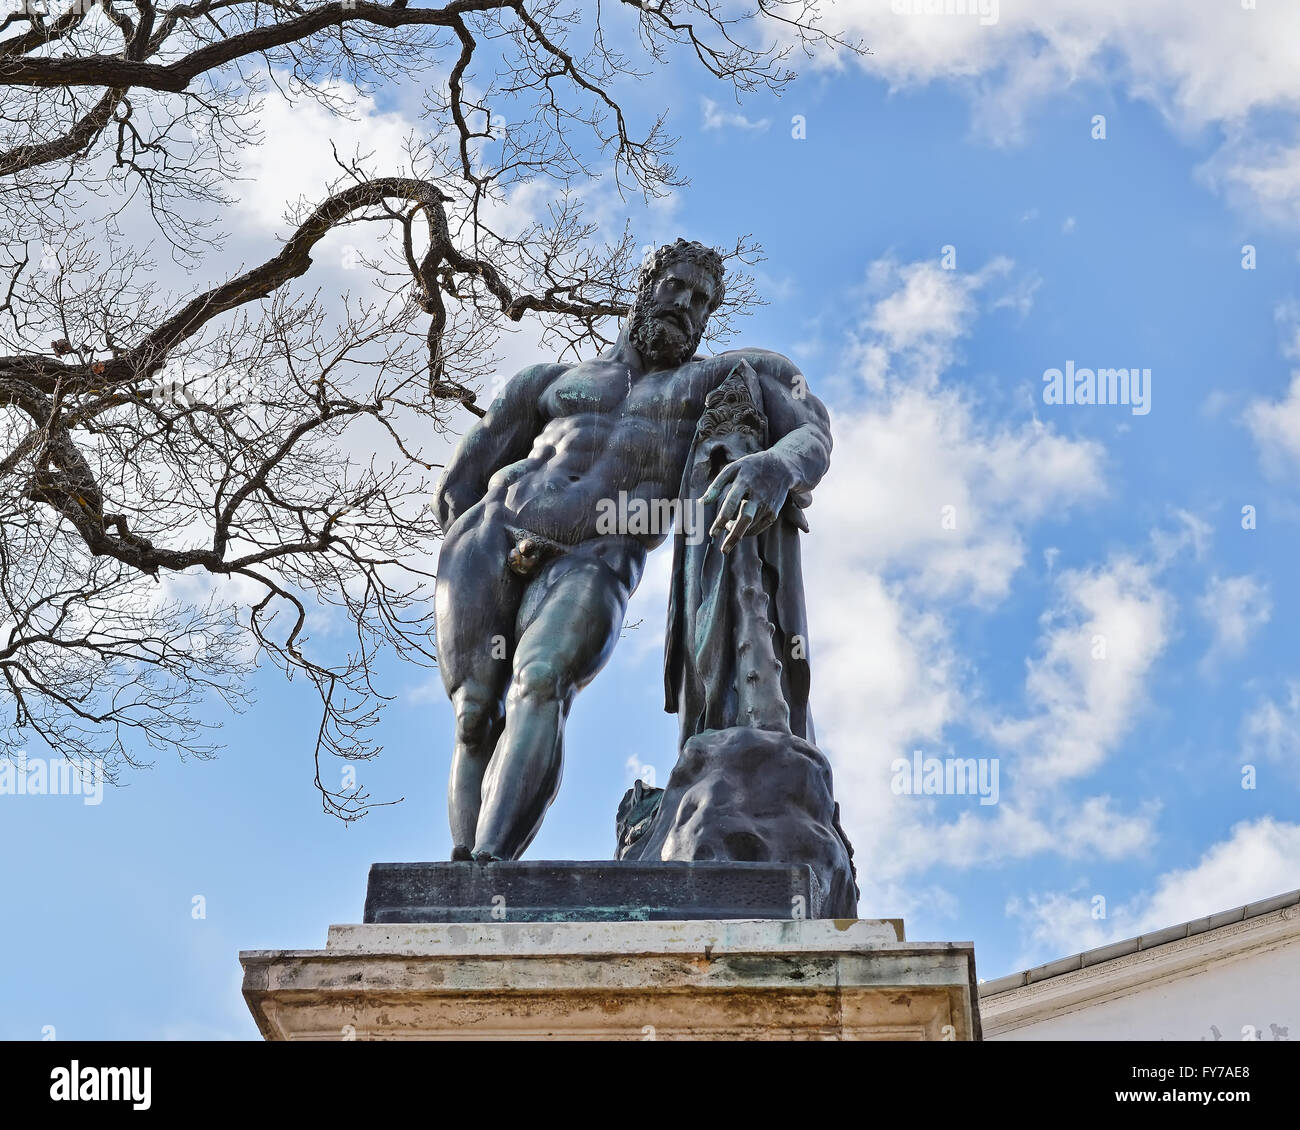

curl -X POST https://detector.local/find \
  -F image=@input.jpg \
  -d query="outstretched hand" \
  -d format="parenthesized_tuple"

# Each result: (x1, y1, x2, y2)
(702, 451, 794, 553)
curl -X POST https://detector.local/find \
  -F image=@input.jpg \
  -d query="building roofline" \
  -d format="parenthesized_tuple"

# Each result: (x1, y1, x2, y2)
(980, 887, 1300, 998)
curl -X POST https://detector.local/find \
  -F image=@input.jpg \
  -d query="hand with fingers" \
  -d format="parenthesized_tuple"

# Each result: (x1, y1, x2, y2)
(702, 450, 796, 553)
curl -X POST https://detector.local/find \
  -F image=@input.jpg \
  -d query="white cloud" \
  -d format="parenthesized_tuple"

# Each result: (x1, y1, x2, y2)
(1242, 682, 1300, 785)
(1277, 301, 1300, 362)
(1245, 305, 1300, 478)
(701, 97, 770, 132)
(1197, 574, 1271, 669)
(619, 542, 676, 664)
(853, 256, 1017, 389)
(1201, 389, 1232, 419)
(817, 1, 1300, 223)
(1200, 134, 1300, 230)
(234, 83, 420, 233)
(899, 521, 1199, 879)
(990, 554, 1172, 787)
(801, 253, 1116, 891)
(1149, 507, 1213, 567)
(897, 793, 1160, 879)
(818, 388, 1102, 602)
(1139, 818, 1300, 926)
(1245, 373, 1300, 476)
(1008, 818, 1300, 966)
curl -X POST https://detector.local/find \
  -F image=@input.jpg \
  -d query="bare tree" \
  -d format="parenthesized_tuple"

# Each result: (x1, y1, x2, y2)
(0, 0, 863, 817)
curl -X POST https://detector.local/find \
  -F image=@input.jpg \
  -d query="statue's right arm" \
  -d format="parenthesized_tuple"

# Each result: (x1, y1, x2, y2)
(435, 363, 565, 530)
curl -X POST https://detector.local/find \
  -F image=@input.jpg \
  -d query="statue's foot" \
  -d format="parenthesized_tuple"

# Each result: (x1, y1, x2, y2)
(471, 848, 503, 864)
(450, 843, 473, 861)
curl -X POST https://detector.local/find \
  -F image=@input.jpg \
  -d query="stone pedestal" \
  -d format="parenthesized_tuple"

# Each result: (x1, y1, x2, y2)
(364, 860, 823, 922)
(240, 918, 981, 1040)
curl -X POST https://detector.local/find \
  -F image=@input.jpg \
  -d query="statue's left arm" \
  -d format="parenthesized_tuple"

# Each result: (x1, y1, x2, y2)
(702, 351, 832, 552)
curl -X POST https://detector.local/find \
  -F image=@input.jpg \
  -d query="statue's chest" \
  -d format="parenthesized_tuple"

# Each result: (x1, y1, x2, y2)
(541, 363, 711, 425)
(541, 363, 633, 418)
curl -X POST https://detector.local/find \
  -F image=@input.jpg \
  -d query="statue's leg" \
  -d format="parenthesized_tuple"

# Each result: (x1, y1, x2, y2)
(472, 551, 631, 859)
(435, 511, 524, 855)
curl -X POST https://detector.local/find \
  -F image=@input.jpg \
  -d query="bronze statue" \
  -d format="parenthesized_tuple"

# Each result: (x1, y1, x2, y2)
(434, 238, 854, 915)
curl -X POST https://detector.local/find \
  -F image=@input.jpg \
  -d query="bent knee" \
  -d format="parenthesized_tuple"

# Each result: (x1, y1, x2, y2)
(509, 658, 565, 704)
(453, 689, 500, 745)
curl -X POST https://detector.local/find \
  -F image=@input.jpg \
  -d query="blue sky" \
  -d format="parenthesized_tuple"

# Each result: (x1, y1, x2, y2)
(5, 1, 1300, 1039)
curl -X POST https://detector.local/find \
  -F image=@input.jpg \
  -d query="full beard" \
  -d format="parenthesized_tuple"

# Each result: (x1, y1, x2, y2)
(629, 307, 702, 369)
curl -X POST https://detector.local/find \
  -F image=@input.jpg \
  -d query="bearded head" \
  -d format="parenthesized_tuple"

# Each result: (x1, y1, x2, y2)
(627, 239, 726, 369)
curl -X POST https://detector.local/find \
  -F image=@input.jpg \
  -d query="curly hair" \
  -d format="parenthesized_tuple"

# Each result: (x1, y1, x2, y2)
(634, 238, 726, 314)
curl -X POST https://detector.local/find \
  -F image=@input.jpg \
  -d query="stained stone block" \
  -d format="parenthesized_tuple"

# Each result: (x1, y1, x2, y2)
(240, 918, 981, 1041)
(363, 859, 820, 923)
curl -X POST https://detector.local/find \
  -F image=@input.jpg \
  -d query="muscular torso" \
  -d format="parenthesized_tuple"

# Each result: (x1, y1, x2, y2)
(481, 351, 756, 551)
